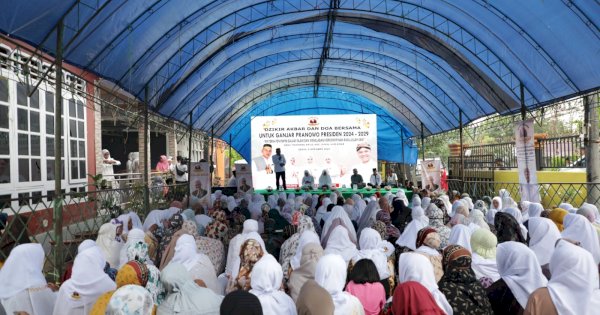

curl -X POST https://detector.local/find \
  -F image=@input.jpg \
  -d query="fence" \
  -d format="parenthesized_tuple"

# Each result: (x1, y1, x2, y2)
(447, 179, 600, 209)
(0, 182, 188, 282)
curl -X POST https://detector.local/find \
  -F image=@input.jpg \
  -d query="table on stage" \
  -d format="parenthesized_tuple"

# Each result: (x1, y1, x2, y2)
(254, 187, 413, 200)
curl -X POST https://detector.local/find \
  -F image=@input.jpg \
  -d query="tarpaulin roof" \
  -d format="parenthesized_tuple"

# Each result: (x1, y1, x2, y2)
(1, 0, 599, 163)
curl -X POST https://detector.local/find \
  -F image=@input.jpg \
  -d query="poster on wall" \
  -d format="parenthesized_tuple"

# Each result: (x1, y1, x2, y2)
(189, 162, 211, 202)
(420, 159, 441, 189)
(515, 119, 541, 203)
(235, 163, 253, 193)
(251, 114, 378, 189)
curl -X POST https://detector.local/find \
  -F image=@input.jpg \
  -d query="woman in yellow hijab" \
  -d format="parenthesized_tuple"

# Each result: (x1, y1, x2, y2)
(90, 260, 154, 315)
(548, 208, 569, 231)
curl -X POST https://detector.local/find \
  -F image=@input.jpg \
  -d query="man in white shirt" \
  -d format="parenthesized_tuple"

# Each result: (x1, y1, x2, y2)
(369, 168, 382, 187)
(227, 170, 237, 187)
(273, 148, 286, 190)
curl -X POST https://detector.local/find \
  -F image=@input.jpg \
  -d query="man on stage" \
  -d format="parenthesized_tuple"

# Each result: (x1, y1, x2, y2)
(273, 148, 287, 190)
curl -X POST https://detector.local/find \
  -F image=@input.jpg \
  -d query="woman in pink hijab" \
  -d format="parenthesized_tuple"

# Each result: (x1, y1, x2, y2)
(156, 155, 170, 172)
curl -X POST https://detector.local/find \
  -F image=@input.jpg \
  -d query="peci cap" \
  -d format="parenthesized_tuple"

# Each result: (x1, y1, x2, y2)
(356, 142, 371, 151)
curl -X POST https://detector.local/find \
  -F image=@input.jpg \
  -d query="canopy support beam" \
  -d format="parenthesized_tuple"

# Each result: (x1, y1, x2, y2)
(459, 110, 464, 186)
(585, 93, 600, 206)
(188, 113, 193, 196)
(142, 86, 150, 214)
(52, 19, 64, 285)
(314, 0, 339, 97)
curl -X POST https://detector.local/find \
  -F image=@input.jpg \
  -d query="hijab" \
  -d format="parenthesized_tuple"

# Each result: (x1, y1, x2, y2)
(249, 255, 296, 315)
(558, 202, 574, 213)
(438, 245, 493, 315)
(315, 254, 363, 315)
(496, 241, 547, 308)
(158, 263, 223, 314)
(561, 213, 600, 264)
(315, 198, 332, 224)
(220, 290, 263, 315)
(375, 210, 400, 239)
(106, 285, 154, 315)
(527, 217, 561, 266)
(351, 194, 367, 222)
(504, 207, 528, 237)
(548, 207, 569, 231)
(391, 198, 412, 233)
(170, 234, 217, 289)
(324, 226, 358, 264)
(290, 231, 320, 270)
(356, 200, 380, 237)
(528, 203, 544, 219)
(494, 212, 527, 244)
(156, 155, 170, 172)
(395, 198, 429, 250)
(227, 219, 259, 275)
(448, 224, 472, 252)
(288, 243, 324, 302)
(486, 197, 502, 224)
(580, 202, 600, 224)
(353, 228, 390, 279)
(469, 209, 489, 231)
(321, 206, 357, 247)
(397, 252, 453, 315)
(499, 189, 517, 209)
(470, 228, 500, 282)
(546, 240, 600, 315)
(118, 228, 145, 268)
(392, 281, 446, 315)
(296, 280, 335, 315)
(96, 222, 123, 268)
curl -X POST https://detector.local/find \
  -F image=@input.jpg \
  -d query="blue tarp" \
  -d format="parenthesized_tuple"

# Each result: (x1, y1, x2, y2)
(0, 0, 598, 162)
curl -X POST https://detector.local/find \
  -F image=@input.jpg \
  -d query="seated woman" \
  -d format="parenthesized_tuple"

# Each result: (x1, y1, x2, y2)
(158, 263, 223, 314)
(301, 170, 314, 190)
(351, 228, 391, 297)
(249, 255, 296, 315)
(318, 170, 333, 190)
(169, 234, 219, 294)
(315, 254, 364, 315)
(227, 232, 266, 293)
(0, 244, 57, 315)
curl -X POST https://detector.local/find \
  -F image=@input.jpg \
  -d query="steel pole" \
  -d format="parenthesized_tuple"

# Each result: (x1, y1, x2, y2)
(143, 87, 150, 213)
(188, 113, 193, 197)
(585, 93, 600, 206)
(52, 19, 64, 285)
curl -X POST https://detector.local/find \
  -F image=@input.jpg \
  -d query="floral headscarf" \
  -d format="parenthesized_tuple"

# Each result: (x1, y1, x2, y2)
(376, 210, 400, 239)
(371, 221, 388, 240)
(125, 242, 164, 304)
(205, 210, 230, 245)
(233, 239, 265, 291)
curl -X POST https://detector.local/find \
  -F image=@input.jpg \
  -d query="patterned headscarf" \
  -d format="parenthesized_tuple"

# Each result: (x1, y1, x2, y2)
(206, 210, 230, 244)
(234, 239, 265, 291)
(416, 227, 438, 248)
(438, 245, 493, 315)
(376, 210, 400, 239)
(371, 221, 388, 240)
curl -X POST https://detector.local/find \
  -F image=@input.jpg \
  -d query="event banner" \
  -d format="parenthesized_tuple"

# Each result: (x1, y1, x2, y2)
(189, 162, 211, 202)
(251, 114, 378, 189)
(514, 119, 541, 203)
(235, 162, 253, 193)
(420, 159, 441, 189)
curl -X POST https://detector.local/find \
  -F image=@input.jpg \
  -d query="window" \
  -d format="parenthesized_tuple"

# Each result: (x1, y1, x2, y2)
(0, 77, 10, 184)
(68, 99, 86, 180)
(16, 83, 42, 183)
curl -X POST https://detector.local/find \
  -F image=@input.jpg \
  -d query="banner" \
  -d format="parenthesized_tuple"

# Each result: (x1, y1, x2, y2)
(235, 162, 253, 193)
(189, 162, 211, 202)
(515, 119, 541, 203)
(251, 114, 378, 189)
(420, 159, 441, 189)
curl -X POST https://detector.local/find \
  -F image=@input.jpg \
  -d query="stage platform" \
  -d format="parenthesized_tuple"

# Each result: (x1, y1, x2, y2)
(254, 187, 413, 200)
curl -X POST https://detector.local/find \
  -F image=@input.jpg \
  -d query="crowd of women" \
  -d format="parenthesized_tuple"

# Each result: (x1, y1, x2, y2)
(1, 187, 600, 315)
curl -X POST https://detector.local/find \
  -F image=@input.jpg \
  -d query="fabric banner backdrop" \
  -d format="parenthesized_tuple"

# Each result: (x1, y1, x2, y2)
(514, 119, 541, 203)
(420, 159, 441, 189)
(235, 162, 253, 193)
(189, 162, 211, 203)
(251, 114, 377, 189)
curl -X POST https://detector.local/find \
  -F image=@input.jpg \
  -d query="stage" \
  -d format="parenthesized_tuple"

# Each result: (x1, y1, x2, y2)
(253, 187, 413, 200)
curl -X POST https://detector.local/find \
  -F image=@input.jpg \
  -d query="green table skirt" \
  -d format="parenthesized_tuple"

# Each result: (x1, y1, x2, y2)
(254, 187, 413, 200)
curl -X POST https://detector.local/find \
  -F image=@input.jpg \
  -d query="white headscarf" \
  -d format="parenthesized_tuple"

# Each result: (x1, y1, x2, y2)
(321, 205, 357, 246)
(558, 202, 575, 213)
(250, 255, 297, 315)
(497, 241, 548, 308)
(527, 202, 544, 219)
(158, 263, 223, 314)
(438, 195, 452, 215)
(499, 189, 517, 210)
(351, 194, 367, 221)
(290, 231, 320, 270)
(96, 222, 123, 268)
(315, 197, 332, 224)
(53, 246, 116, 315)
(580, 202, 600, 224)
(486, 197, 502, 224)
(318, 170, 332, 187)
(0, 243, 56, 315)
(469, 209, 490, 231)
(118, 228, 146, 268)
(561, 213, 600, 264)
(142, 209, 170, 231)
(324, 226, 358, 264)
(421, 197, 431, 211)
(170, 234, 219, 294)
(397, 253, 453, 315)
(504, 207, 529, 239)
(462, 196, 474, 210)
(352, 228, 390, 279)
(395, 198, 429, 250)
(527, 217, 561, 265)
(315, 254, 364, 315)
(356, 199, 380, 236)
(547, 240, 600, 315)
(395, 190, 409, 207)
(448, 224, 473, 252)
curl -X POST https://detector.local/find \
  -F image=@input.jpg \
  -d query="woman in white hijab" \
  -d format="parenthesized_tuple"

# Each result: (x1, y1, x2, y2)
(170, 234, 219, 294)
(468, 209, 490, 231)
(421, 197, 432, 211)
(315, 254, 365, 315)
(53, 246, 116, 315)
(351, 194, 367, 222)
(504, 208, 528, 240)
(397, 252, 453, 315)
(288, 243, 323, 302)
(324, 226, 358, 265)
(527, 203, 544, 219)
(351, 228, 390, 281)
(527, 217, 561, 266)
(561, 213, 600, 264)
(486, 197, 502, 224)
(0, 244, 56, 315)
(249, 255, 297, 315)
(448, 224, 473, 252)
(525, 240, 600, 315)
(558, 202, 575, 213)
(580, 202, 600, 224)
(118, 228, 146, 268)
(499, 189, 517, 210)
(321, 206, 357, 247)
(226, 219, 259, 276)
(158, 263, 223, 314)
(315, 197, 332, 225)
(495, 242, 547, 310)
(395, 196, 429, 250)
(469, 228, 500, 285)
(96, 222, 123, 268)
(439, 194, 453, 216)
(520, 201, 531, 222)
(395, 190, 409, 208)
(318, 170, 332, 188)
(356, 200, 380, 237)
(290, 231, 320, 272)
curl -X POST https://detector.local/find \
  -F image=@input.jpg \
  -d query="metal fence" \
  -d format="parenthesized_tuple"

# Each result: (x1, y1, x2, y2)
(0, 182, 188, 282)
(447, 179, 600, 209)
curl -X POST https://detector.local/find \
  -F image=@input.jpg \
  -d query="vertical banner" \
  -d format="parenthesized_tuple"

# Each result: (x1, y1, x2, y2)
(420, 159, 441, 189)
(236, 163, 253, 193)
(251, 114, 378, 189)
(515, 119, 541, 203)
(189, 162, 211, 202)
